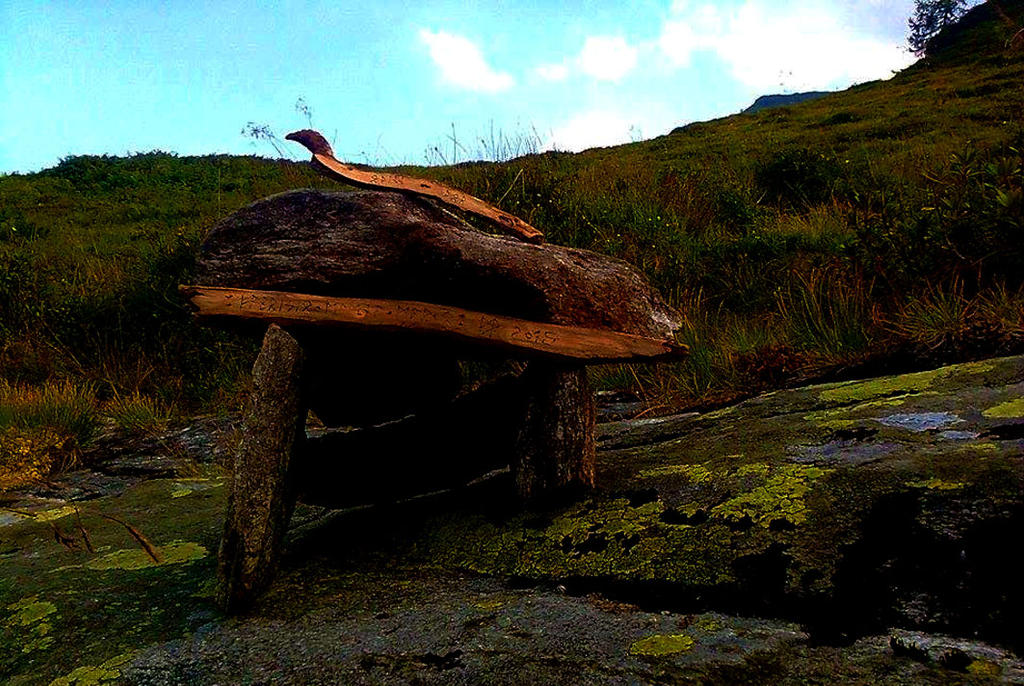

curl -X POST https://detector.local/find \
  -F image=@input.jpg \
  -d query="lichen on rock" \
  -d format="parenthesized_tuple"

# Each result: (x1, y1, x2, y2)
(48, 652, 134, 686)
(84, 541, 208, 571)
(982, 397, 1024, 418)
(5, 596, 57, 654)
(629, 633, 695, 656)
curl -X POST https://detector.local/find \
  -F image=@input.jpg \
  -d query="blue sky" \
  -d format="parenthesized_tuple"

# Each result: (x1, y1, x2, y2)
(0, 0, 919, 173)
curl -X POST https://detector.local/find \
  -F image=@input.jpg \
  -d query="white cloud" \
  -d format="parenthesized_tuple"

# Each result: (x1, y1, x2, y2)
(535, 62, 570, 81)
(418, 29, 514, 93)
(659, 19, 698, 67)
(545, 110, 637, 152)
(578, 36, 639, 82)
(658, 1, 915, 91)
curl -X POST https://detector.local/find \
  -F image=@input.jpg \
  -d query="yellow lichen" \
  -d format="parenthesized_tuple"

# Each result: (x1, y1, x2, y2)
(170, 479, 223, 498)
(982, 397, 1024, 419)
(804, 395, 914, 423)
(818, 419, 857, 430)
(473, 596, 508, 611)
(817, 369, 945, 403)
(630, 633, 695, 656)
(638, 464, 712, 482)
(816, 361, 995, 405)
(966, 659, 1002, 678)
(0, 427, 72, 491)
(956, 442, 1000, 455)
(713, 464, 829, 527)
(907, 478, 965, 491)
(48, 652, 134, 686)
(84, 541, 208, 571)
(693, 616, 723, 632)
(698, 406, 735, 421)
(33, 505, 78, 522)
(5, 596, 57, 654)
(6, 597, 56, 627)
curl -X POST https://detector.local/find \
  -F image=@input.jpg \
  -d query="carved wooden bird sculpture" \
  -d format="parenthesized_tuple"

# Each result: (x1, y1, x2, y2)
(285, 129, 544, 244)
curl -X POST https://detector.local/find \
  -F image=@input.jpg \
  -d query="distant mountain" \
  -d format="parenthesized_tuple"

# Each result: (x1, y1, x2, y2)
(742, 91, 832, 114)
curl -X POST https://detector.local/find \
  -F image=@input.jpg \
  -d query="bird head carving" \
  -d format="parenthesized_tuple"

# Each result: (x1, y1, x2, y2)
(285, 129, 335, 158)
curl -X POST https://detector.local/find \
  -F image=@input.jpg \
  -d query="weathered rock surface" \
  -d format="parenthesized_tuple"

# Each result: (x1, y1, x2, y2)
(195, 189, 681, 339)
(413, 356, 1024, 652)
(3, 355, 1024, 684)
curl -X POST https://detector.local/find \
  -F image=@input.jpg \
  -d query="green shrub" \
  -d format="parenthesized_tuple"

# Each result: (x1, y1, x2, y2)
(755, 148, 843, 209)
(714, 187, 757, 232)
(850, 139, 1024, 289)
(0, 249, 35, 336)
(821, 111, 859, 126)
(0, 206, 48, 242)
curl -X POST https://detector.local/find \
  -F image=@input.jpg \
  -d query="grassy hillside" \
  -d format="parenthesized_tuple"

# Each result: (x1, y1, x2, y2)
(1, 2, 1022, 480)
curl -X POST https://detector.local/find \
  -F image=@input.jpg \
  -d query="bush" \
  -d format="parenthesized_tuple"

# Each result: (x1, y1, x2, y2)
(0, 206, 48, 242)
(0, 249, 35, 336)
(850, 139, 1024, 289)
(714, 187, 757, 232)
(755, 148, 843, 209)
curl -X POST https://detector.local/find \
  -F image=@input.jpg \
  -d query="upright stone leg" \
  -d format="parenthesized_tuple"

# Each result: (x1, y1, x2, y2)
(218, 324, 307, 613)
(513, 362, 596, 500)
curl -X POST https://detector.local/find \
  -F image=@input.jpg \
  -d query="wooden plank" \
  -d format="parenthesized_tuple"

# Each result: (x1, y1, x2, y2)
(285, 129, 544, 245)
(181, 285, 686, 363)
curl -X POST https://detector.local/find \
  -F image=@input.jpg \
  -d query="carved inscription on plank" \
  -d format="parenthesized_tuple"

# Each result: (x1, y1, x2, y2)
(228, 290, 559, 348)
(183, 286, 685, 363)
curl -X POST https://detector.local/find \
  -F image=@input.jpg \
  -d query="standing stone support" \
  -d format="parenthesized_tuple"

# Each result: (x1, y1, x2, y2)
(513, 362, 596, 500)
(218, 324, 307, 613)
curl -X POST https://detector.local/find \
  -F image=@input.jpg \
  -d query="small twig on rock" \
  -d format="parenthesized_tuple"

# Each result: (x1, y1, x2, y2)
(74, 506, 94, 554)
(101, 514, 162, 564)
(50, 522, 79, 551)
(0, 507, 37, 518)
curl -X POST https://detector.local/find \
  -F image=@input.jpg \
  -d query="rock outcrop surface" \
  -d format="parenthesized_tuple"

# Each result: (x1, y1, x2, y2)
(3, 355, 1024, 684)
(415, 356, 1024, 653)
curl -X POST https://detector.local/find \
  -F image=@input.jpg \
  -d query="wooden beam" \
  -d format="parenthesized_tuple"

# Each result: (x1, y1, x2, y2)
(180, 285, 687, 364)
(285, 129, 544, 245)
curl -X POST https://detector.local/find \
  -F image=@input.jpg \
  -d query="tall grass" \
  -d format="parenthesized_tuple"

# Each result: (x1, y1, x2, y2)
(0, 379, 99, 446)
(885, 281, 1024, 358)
(423, 121, 544, 165)
(777, 269, 875, 357)
(103, 391, 172, 434)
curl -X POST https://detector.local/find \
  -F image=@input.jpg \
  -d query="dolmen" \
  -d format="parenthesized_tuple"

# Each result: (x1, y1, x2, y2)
(184, 156, 683, 612)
